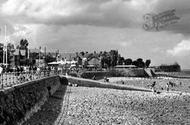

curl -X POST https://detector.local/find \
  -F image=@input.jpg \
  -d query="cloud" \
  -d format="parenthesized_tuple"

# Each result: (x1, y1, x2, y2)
(0, 0, 156, 28)
(119, 41, 132, 47)
(1, 0, 190, 32)
(167, 39, 190, 56)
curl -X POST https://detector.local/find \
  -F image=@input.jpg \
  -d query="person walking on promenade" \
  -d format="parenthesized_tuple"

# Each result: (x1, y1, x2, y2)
(0, 65, 3, 75)
(166, 82, 170, 91)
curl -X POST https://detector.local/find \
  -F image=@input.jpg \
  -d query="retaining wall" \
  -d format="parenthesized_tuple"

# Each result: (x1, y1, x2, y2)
(74, 68, 155, 80)
(64, 75, 151, 92)
(80, 71, 109, 80)
(0, 76, 62, 125)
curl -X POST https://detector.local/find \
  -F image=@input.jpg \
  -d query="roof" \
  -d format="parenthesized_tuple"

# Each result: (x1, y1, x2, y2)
(87, 55, 100, 61)
(88, 58, 100, 66)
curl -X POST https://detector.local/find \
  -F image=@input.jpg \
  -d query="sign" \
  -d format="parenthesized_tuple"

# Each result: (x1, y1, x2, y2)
(143, 9, 180, 31)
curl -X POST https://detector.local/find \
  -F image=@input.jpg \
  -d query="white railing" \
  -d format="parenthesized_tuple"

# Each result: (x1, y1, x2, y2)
(0, 70, 59, 89)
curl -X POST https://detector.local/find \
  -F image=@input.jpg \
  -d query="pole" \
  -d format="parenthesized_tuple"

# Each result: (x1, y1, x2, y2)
(4, 25, 8, 68)
(44, 46, 46, 66)
(6, 45, 7, 68)
(3, 46, 4, 64)
(39, 46, 41, 67)
(28, 46, 29, 59)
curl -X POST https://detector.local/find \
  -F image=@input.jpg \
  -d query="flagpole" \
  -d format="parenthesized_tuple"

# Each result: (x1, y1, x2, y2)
(5, 25, 8, 68)
(28, 46, 30, 59)
(39, 46, 41, 67)
(44, 46, 46, 66)
(3, 46, 4, 64)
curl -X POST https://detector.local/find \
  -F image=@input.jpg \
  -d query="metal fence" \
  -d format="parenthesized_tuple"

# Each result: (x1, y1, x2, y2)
(0, 70, 59, 89)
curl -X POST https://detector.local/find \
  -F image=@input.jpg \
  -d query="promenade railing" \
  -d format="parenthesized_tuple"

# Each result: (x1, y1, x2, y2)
(0, 70, 59, 90)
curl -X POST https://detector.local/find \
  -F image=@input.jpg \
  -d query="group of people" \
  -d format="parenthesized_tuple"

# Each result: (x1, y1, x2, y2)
(149, 81, 180, 93)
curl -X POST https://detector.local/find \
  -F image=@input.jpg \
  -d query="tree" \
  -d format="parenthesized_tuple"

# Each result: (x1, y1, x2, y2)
(117, 56, 125, 65)
(20, 39, 29, 49)
(138, 61, 145, 68)
(125, 58, 132, 65)
(132, 58, 145, 68)
(136, 58, 145, 68)
(109, 50, 118, 67)
(137, 58, 143, 63)
(19, 39, 29, 66)
(101, 51, 112, 68)
(132, 60, 138, 67)
(145, 59, 151, 68)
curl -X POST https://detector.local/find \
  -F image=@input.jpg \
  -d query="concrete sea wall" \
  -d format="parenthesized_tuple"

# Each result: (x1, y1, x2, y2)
(73, 68, 155, 80)
(64, 76, 151, 92)
(0, 76, 62, 125)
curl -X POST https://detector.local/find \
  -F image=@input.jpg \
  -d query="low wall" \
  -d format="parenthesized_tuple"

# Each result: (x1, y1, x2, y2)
(72, 68, 154, 80)
(80, 71, 109, 80)
(63, 75, 151, 92)
(116, 68, 149, 77)
(0, 76, 62, 125)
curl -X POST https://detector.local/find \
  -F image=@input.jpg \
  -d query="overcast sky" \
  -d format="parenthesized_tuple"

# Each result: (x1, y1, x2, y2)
(0, 0, 190, 69)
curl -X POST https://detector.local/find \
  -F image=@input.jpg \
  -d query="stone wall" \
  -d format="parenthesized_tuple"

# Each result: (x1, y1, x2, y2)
(80, 71, 109, 80)
(0, 76, 62, 125)
(116, 68, 149, 77)
(73, 69, 154, 80)
(64, 76, 151, 92)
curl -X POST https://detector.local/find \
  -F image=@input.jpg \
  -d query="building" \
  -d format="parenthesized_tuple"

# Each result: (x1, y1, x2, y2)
(87, 57, 101, 67)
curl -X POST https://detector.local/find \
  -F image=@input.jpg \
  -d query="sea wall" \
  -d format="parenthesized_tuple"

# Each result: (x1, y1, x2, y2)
(64, 75, 151, 92)
(0, 76, 62, 125)
(71, 68, 153, 80)
(80, 71, 109, 80)
(116, 68, 149, 77)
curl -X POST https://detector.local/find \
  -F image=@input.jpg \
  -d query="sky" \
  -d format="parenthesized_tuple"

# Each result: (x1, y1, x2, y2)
(0, 0, 190, 69)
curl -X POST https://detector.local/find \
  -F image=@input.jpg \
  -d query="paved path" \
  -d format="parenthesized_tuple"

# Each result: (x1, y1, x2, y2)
(54, 86, 72, 125)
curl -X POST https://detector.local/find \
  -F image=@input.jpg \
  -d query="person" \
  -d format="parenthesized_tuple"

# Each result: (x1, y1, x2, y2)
(104, 76, 107, 82)
(179, 82, 182, 86)
(36, 67, 41, 78)
(37, 67, 40, 72)
(0, 65, 3, 75)
(166, 82, 170, 91)
(58, 66, 62, 74)
(150, 81, 156, 92)
(92, 75, 96, 80)
(47, 66, 51, 76)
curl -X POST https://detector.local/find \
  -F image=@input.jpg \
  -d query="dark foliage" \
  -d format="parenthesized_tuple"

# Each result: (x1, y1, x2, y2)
(145, 59, 151, 68)
(125, 58, 132, 65)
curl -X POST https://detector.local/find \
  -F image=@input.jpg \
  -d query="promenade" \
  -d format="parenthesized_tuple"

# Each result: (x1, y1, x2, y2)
(0, 70, 58, 89)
